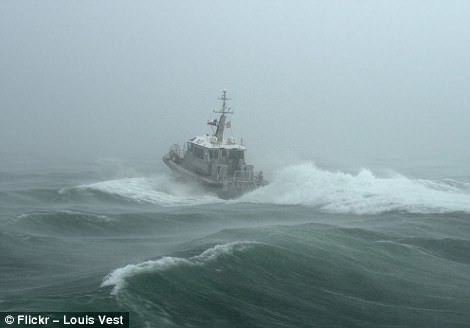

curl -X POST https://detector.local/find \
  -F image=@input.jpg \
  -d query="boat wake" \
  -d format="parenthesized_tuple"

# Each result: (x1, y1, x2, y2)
(70, 162, 470, 214)
(76, 175, 222, 206)
(240, 162, 470, 215)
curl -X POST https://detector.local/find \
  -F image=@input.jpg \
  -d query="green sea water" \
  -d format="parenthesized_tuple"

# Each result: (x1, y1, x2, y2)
(1, 159, 470, 327)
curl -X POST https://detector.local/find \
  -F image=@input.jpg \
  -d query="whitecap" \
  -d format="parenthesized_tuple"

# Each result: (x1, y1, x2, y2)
(239, 162, 470, 215)
(101, 241, 258, 295)
(74, 175, 223, 207)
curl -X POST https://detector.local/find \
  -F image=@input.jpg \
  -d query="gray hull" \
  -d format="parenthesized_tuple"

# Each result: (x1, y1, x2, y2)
(163, 154, 263, 199)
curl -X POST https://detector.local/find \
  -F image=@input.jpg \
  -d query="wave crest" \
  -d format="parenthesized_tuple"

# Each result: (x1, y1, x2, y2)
(241, 163, 470, 214)
(101, 241, 258, 295)
(72, 175, 222, 206)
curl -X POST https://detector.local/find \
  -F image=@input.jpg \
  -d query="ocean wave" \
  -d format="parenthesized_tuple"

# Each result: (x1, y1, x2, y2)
(399, 237, 470, 265)
(11, 210, 119, 236)
(101, 241, 259, 295)
(99, 223, 470, 327)
(240, 162, 470, 215)
(17, 210, 112, 222)
(72, 175, 223, 206)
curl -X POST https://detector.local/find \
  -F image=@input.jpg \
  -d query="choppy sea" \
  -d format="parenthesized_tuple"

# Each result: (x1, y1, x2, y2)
(1, 158, 470, 327)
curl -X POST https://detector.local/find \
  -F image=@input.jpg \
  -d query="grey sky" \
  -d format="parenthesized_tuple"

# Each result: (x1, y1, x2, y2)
(1, 1, 469, 168)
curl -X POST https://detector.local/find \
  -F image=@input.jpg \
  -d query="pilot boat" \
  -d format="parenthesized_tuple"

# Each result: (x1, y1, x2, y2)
(163, 90, 265, 199)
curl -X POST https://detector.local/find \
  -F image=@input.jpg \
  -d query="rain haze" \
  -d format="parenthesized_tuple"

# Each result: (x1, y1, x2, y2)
(1, 0, 469, 172)
(3, 2, 470, 326)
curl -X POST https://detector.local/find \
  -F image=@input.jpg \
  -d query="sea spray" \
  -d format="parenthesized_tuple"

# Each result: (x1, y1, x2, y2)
(240, 162, 470, 214)
(76, 175, 222, 206)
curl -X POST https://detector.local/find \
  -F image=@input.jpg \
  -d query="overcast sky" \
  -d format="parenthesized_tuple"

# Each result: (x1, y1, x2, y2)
(1, 0, 469, 169)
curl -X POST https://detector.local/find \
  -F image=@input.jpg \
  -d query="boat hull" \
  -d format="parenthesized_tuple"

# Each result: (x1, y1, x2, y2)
(162, 155, 262, 199)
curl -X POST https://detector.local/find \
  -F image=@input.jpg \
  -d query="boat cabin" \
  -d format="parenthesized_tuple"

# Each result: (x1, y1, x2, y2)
(182, 134, 251, 179)
(162, 90, 264, 198)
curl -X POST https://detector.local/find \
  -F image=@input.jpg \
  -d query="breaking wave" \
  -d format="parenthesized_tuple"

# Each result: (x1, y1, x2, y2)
(240, 163, 470, 214)
(60, 163, 470, 214)
(72, 175, 222, 206)
(101, 241, 258, 295)
(99, 223, 470, 327)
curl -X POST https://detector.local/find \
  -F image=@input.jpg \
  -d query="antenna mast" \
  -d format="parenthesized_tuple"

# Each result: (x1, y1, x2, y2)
(214, 89, 233, 141)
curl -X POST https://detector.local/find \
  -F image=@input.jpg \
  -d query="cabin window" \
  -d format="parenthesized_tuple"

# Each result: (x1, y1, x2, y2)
(209, 150, 219, 159)
(193, 146, 205, 159)
(229, 150, 244, 160)
(222, 149, 227, 157)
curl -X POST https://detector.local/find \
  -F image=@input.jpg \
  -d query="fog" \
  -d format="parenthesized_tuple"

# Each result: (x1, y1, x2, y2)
(1, 1, 469, 170)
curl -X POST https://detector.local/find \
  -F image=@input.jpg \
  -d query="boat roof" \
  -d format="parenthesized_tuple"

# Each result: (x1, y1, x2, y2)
(188, 134, 246, 150)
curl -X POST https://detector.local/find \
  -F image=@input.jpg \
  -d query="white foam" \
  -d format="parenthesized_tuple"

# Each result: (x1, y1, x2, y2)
(17, 210, 113, 222)
(101, 256, 190, 295)
(76, 175, 222, 206)
(240, 162, 470, 215)
(101, 241, 257, 295)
